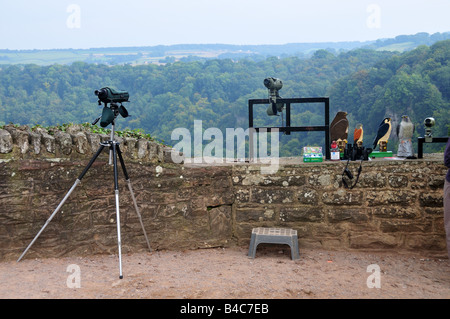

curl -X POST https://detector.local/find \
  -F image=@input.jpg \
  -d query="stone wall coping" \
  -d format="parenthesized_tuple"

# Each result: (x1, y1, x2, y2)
(0, 124, 184, 164)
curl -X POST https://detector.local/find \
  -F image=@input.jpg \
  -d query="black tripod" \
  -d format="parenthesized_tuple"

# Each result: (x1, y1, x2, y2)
(17, 111, 151, 279)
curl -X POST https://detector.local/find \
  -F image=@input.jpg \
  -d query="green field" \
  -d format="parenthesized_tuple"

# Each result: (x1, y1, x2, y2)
(1, 32, 449, 66)
(0, 48, 224, 66)
(0, 50, 92, 65)
(376, 42, 416, 52)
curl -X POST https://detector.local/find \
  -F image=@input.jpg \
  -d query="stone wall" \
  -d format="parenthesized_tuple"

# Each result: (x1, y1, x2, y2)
(232, 160, 447, 255)
(0, 126, 448, 260)
(0, 159, 233, 260)
(0, 124, 179, 163)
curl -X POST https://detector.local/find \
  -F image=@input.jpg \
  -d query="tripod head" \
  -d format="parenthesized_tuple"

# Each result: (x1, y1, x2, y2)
(92, 101, 130, 128)
(109, 102, 129, 119)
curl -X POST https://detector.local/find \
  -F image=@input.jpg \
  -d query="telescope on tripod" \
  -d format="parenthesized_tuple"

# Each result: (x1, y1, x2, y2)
(17, 88, 151, 279)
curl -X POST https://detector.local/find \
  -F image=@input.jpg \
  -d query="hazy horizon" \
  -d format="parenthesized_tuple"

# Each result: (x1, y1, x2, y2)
(1, 0, 450, 50)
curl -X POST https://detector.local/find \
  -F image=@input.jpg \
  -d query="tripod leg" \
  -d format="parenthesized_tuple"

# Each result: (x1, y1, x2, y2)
(111, 142, 123, 279)
(117, 145, 151, 252)
(17, 144, 106, 262)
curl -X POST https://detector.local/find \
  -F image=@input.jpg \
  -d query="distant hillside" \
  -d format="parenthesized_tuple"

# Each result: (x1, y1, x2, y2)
(330, 39, 450, 152)
(363, 32, 450, 52)
(0, 38, 449, 156)
(0, 32, 449, 66)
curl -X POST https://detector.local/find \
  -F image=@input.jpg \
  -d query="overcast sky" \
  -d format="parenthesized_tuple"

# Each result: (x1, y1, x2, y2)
(1, 0, 450, 50)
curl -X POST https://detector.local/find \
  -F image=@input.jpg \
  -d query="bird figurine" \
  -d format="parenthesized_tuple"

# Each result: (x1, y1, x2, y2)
(396, 115, 415, 158)
(353, 123, 363, 147)
(373, 117, 392, 151)
(330, 111, 349, 144)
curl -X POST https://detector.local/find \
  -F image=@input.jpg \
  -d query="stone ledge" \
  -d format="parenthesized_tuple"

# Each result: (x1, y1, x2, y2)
(0, 124, 183, 164)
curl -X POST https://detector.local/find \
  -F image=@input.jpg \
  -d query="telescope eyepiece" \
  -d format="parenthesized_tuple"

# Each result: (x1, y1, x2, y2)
(424, 117, 435, 128)
(95, 88, 108, 100)
(264, 77, 283, 91)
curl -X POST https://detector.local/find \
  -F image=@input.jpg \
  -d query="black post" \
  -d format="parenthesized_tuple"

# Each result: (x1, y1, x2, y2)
(248, 100, 254, 129)
(286, 103, 291, 135)
(418, 137, 424, 159)
(324, 98, 330, 160)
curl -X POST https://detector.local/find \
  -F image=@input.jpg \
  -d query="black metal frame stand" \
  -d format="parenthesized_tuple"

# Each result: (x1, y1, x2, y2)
(248, 97, 330, 161)
(417, 136, 449, 158)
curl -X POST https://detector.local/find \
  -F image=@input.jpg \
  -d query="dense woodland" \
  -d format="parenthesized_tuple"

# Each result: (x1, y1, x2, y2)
(0, 39, 449, 156)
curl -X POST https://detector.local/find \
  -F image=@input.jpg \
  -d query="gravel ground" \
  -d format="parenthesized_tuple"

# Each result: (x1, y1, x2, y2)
(1, 246, 449, 300)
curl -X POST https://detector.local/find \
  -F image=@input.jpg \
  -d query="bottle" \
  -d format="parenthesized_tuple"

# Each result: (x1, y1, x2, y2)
(330, 140, 340, 161)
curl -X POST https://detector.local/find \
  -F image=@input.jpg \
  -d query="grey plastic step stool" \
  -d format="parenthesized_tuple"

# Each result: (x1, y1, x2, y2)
(248, 227, 300, 260)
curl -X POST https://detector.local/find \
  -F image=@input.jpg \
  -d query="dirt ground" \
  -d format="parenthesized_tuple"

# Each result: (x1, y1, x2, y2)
(1, 246, 449, 300)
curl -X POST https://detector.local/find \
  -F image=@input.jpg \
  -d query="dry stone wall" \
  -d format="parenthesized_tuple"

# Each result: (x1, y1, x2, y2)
(0, 124, 178, 163)
(0, 125, 447, 260)
(232, 160, 447, 254)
